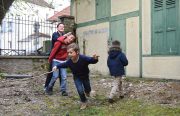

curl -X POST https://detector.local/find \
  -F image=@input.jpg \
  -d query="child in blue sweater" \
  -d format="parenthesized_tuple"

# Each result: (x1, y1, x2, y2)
(107, 40, 128, 103)
(52, 43, 99, 109)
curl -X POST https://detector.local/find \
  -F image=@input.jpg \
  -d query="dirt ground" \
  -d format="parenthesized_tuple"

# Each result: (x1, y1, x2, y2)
(0, 72, 179, 115)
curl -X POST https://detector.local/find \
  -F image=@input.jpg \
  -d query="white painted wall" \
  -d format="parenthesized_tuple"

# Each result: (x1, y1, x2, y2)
(74, 0, 95, 23)
(142, 0, 151, 55)
(111, 0, 139, 16)
(126, 17, 140, 77)
(77, 22, 109, 75)
(143, 57, 180, 80)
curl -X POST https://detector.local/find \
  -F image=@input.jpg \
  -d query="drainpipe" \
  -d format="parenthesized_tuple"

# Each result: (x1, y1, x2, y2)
(83, 39, 86, 55)
(75, 0, 78, 23)
(139, 0, 142, 78)
(0, 30, 1, 55)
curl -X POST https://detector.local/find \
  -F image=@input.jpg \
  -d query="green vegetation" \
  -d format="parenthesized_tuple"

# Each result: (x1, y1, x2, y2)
(42, 97, 180, 116)
(67, 68, 72, 73)
(124, 77, 177, 83)
(34, 77, 179, 116)
(40, 63, 49, 70)
(0, 73, 5, 79)
(124, 77, 142, 83)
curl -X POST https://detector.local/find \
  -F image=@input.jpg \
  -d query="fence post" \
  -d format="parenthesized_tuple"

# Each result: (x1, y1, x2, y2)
(18, 17, 20, 55)
(0, 31, 1, 55)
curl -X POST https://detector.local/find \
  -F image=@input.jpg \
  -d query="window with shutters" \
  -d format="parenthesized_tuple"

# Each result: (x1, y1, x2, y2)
(96, 0, 110, 19)
(152, 0, 179, 55)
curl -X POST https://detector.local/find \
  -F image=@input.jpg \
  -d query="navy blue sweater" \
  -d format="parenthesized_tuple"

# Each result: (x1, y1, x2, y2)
(56, 55, 98, 79)
(107, 49, 128, 77)
(51, 31, 64, 49)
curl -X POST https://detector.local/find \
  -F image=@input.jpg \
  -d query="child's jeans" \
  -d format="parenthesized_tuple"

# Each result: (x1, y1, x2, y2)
(109, 76, 123, 99)
(48, 59, 67, 92)
(74, 77, 91, 102)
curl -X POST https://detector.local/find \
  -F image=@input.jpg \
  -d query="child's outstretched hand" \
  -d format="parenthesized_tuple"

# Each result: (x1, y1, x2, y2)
(93, 54, 99, 60)
(52, 66, 58, 72)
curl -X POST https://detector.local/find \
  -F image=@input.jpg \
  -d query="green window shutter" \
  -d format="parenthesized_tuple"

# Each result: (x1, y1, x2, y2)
(152, 0, 165, 55)
(110, 20, 126, 53)
(166, 0, 178, 55)
(96, 0, 110, 19)
(152, 0, 178, 55)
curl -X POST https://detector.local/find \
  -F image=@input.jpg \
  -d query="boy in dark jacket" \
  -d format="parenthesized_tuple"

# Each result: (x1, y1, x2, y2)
(107, 40, 128, 103)
(52, 43, 99, 109)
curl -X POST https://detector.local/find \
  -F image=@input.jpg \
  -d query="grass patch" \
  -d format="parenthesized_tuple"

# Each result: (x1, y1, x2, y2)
(43, 96, 180, 116)
(108, 99, 180, 116)
(40, 63, 49, 70)
(0, 73, 5, 79)
(125, 77, 180, 83)
(124, 77, 142, 84)
(67, 68, 72, 73)
(42, 76, 180, 115)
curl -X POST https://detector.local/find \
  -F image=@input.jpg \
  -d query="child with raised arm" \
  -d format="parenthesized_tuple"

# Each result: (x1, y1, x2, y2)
(107, 40, 128, 103)
(52, 43, 99, 110)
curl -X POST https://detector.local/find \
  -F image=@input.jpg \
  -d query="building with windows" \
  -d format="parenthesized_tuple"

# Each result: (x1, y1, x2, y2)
(71, 0, 180, 80)
(0, 0, 56, 55)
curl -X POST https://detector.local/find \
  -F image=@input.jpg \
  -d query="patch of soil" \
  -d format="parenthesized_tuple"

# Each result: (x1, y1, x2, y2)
(0, 74, 179, 115)
(123, 80, 180, 106)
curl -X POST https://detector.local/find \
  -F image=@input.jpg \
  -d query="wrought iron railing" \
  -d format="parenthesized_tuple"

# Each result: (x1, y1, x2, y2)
(0, 16, 57, 56)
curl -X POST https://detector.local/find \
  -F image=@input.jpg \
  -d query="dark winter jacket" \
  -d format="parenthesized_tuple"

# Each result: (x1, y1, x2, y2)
(56, 55, 98, 79)
(51, 31, 64, 49)
(107, 47, 128, 77)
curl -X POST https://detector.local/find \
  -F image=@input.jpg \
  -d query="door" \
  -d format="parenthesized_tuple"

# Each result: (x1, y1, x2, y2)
(110, 19, 126, 52)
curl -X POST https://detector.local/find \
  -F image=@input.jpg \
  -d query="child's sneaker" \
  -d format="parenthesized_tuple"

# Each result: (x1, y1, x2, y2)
(45, 87, 53, 95)
(80, 102, 87, 110)
(108, 98, 114, 103)
(62, 91, 68, 96)
(45, 90, 53, 95)
(85, 92, 90, 97)
(119, 95, 124, 99)
(44, 87, 46, 92)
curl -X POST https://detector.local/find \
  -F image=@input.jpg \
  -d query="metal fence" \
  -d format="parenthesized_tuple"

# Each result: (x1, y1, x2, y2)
(0, 16, 57, 56)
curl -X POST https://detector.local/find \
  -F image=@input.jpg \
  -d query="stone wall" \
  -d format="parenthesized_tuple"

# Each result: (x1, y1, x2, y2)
(0, 56, 49, 75)
(58, 16, 75, 35)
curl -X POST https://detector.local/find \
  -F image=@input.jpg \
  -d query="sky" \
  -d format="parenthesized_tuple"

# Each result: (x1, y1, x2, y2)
(47, 0, 70, 11)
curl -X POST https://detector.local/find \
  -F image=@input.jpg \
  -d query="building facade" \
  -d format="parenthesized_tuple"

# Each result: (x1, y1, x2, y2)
(71, 0, 180, 80)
